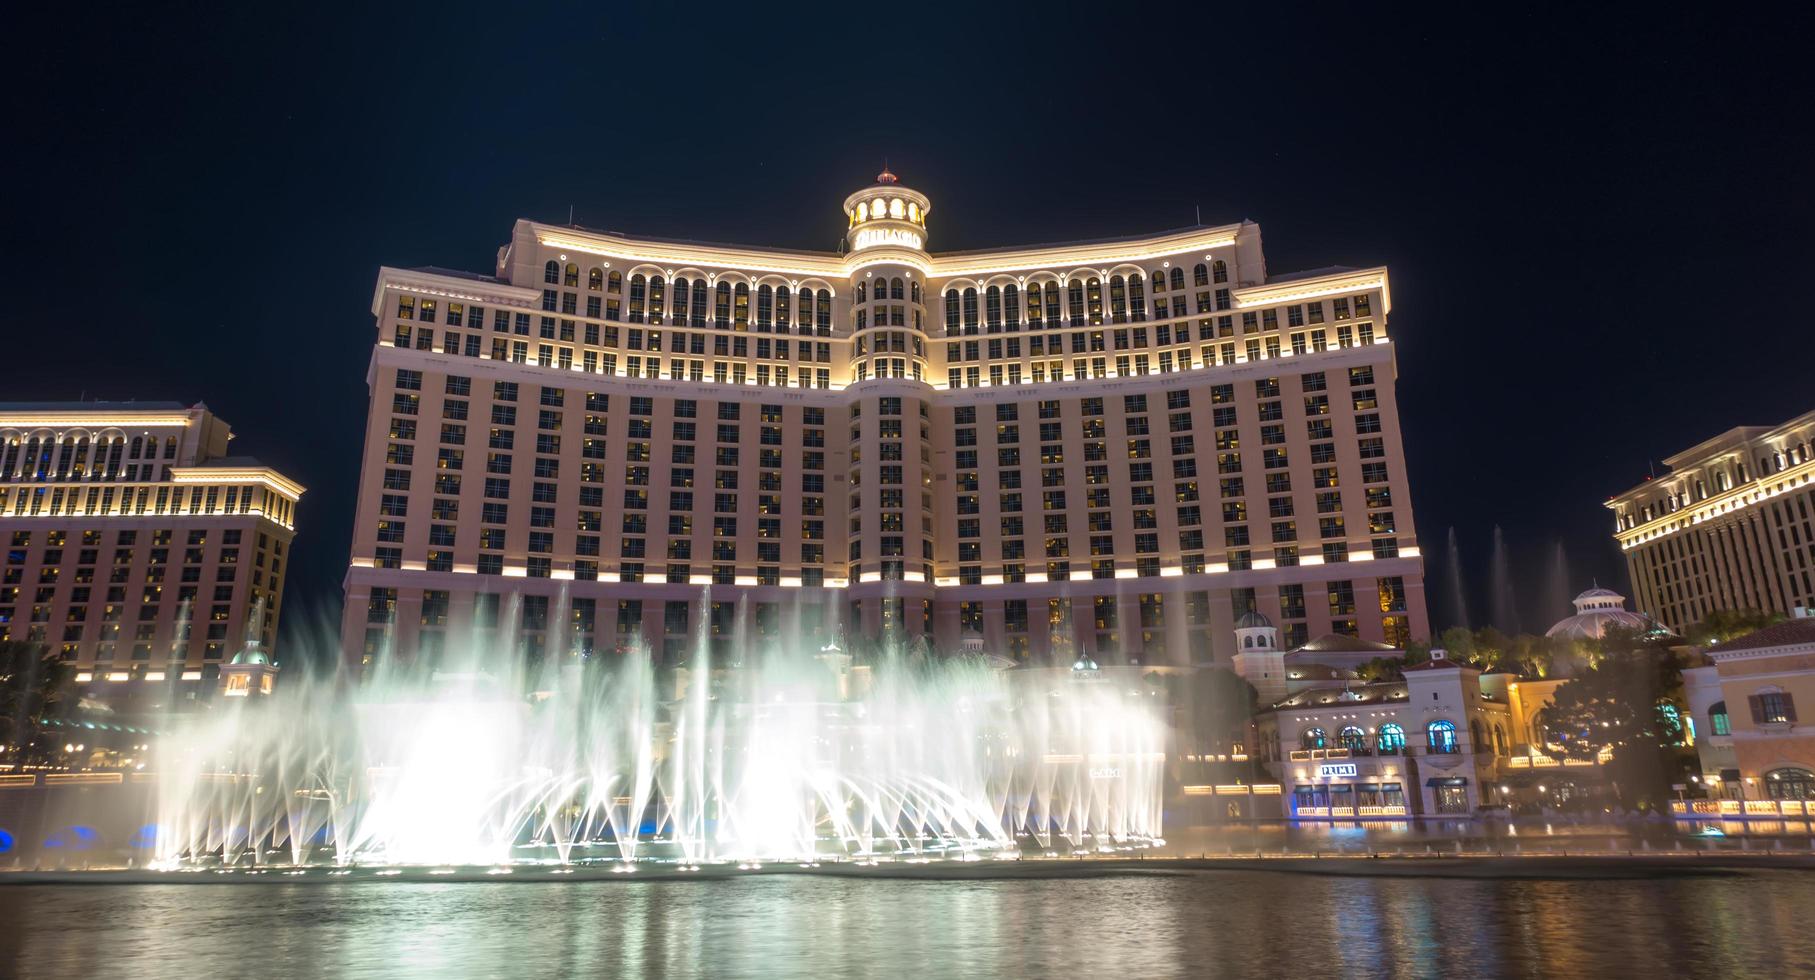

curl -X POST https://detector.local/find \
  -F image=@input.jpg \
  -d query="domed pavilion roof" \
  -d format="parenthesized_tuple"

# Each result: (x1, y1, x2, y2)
(1545, 587, 1653, 640)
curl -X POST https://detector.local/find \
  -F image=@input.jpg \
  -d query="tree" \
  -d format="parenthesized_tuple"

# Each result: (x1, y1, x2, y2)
(1184, 667, 1258, 757)
(1, 641, 76, 769)
(1355, 656, 1407, 682)
(1537, 626, 1692, 810)
(1685, 608, 1784, 648)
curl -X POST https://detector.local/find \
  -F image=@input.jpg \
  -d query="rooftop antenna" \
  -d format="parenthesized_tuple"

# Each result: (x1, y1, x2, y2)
(1195, 204, 1202, 225)
(568, 204, 575, 226)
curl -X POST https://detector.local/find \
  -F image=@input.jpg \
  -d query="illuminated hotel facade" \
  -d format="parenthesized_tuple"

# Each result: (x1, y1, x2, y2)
(342, 172, 1429, 667)
(0, 402, 303, 685)
(1608, 409, 1815, 634)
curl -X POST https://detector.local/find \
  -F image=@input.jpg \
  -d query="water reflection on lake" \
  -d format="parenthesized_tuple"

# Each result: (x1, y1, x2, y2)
(3, 871, 1813, 979)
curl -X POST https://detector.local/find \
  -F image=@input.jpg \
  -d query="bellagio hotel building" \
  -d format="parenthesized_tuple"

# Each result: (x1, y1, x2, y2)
(342, 172, 1429, 667)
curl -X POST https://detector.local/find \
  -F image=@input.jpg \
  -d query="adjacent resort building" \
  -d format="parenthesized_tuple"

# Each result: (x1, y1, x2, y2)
(1681, 608, 1815, 817)
(1608, 409, 1815, 633)
(342, 172, 1429, 668)
(0, 402, 303, 693)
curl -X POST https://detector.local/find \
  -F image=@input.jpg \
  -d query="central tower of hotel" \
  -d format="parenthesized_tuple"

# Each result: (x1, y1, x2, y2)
(342, 173, 1429, 666)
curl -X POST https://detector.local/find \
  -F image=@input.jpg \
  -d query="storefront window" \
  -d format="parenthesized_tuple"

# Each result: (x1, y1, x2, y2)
(1330, 785, 1353, 811)
(1434, 782, 1468, 813)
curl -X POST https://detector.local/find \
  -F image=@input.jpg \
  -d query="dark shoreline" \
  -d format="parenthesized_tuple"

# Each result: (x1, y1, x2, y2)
(6, 853, 1812, 885)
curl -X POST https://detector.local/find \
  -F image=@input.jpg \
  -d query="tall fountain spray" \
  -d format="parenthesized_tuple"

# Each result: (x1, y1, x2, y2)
(1444, 527, 1471, 631)
(144, 599, 1166, 868)
(1489, 525, 1521, 634)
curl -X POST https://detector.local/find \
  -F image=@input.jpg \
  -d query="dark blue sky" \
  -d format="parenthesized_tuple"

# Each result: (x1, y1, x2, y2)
(5, 2, 1810, 642)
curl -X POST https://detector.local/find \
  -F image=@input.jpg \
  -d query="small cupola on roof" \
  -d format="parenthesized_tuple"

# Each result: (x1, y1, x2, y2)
(843, 169, 931, 255)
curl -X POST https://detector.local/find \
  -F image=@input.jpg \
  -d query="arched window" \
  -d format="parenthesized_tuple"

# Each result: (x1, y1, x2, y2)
(544, 260, 560, 284)
(691, 281, 708, 328)
(1494, 724, 1509, 756)
(1108, 276, 1127, 323)
(647, 276, 666, 323)
(1150, 269, 1166, 292)
(1376, 723, 1405, 755)
(564, 263, 579, 287)
(733, 283, 750, 329)
(1300, 728, 1327, 750)
(1212, 259, 1228, 284)
(1427, 719, 1458, 754)
(1243, 635, 1253, 649)
(1128, 274, 1146, 321)
(1085, 278, 1103, 324)
(1469, 718, 1485, 753)
(672, 278, 690, 324)
(985, 286, 1002, 330)
(911, 282, 922, 304)
(1045, 284, 1062, 326)
(1709, 701, 1730, 736)
(608, 271, 623, 293)
(1193, 263, 1209, 287)
(1169, 267, 1185, 291)
(1026, 284, 1043, 326)
(775, 286, 791, 329)
(944, 290, 961, 335)
(855, 281, 867, 304)
(714, 283, 731, 328)
(757, 285, 774, 330)
(1339, 726, 1367, 752)
(1067, 281, 1085, 324)
(815, 289, 831, 334)
(1766, 768, 1815, 800)
(891, 277, 904, 300)
(962, 288, 979, 332)
(627, 274, 647, 323)
(1004, 283, 1020, 326)
(588, 267, 603, 291)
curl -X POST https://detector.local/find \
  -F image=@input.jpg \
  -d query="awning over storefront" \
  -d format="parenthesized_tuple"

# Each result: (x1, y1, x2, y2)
(1426, 777, 1468, 787)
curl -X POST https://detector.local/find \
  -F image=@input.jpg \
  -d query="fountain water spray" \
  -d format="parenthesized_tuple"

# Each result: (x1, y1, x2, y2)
(148, 594, 1165, 868)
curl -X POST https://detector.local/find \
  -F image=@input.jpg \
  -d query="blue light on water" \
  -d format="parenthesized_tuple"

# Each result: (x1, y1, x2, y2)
(130, 824, 160, 849)
(44, 826, 99, 851)
(0, 828, 14, 853)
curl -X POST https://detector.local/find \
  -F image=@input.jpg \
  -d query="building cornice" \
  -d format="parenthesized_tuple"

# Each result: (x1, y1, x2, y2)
(1706, 641, 1815, 664)
(1233, 268, 1391, 315)
(524, 221, 1276, 284)
(0, 411, 194, 429)
(371, 267, 542, 317)
(170, 467, 307, 500)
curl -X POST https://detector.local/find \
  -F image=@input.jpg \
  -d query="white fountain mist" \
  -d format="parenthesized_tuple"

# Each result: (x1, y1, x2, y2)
(146, 597, 1165, 869)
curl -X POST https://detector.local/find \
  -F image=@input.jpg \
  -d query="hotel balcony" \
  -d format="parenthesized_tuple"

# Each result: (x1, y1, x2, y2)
(1669, 799, 1811, 818)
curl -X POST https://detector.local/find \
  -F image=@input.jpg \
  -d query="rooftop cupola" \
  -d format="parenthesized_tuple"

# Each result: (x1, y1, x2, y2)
(843, 170, 932, 256)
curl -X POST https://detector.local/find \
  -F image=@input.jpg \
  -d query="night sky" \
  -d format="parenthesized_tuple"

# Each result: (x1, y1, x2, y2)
(6, 4, 1810, 646)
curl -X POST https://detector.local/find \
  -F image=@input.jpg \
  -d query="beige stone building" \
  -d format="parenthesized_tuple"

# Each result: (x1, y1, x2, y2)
(1608, 409, 1815, 633)
(341, 172, 1429, 668)
(0, 402, 303, 690)
(1676, 612, 1815, 818)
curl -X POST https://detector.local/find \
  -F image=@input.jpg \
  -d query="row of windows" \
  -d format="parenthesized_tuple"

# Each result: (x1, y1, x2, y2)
(0, 434, 180, 483)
